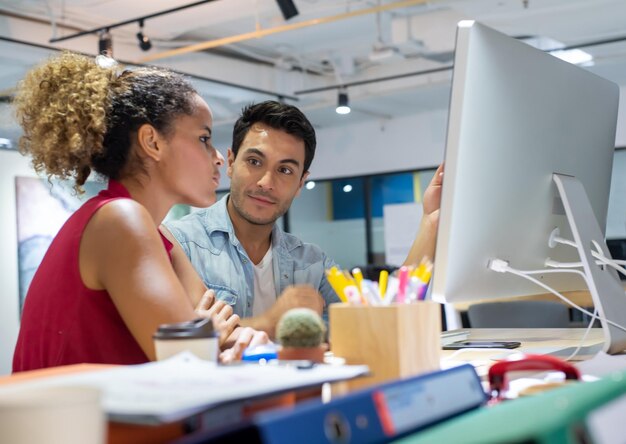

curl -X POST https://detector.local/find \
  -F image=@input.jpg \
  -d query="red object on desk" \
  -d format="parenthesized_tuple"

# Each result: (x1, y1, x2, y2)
(488, 354, 581, 402)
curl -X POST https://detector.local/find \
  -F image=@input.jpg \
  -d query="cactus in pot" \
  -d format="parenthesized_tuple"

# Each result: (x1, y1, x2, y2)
(276, 308, 327, 363)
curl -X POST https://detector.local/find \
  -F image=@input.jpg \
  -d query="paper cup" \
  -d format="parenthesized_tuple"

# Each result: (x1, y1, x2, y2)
(153, 317, 219, 362)
(0, 385, 105, 444)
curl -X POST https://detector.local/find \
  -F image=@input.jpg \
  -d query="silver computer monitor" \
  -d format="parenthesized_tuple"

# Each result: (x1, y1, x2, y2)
(432, 21, 625, 353)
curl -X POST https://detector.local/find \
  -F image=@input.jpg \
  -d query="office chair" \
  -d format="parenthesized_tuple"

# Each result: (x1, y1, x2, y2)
(467, 300, 571, 328)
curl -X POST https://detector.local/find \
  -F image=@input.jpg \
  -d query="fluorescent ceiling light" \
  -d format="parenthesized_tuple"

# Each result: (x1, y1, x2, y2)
(550, 49, 594, 66)
(521, 36, 594, 66)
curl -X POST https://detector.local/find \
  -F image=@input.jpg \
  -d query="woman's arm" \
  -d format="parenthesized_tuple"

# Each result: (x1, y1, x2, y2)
(160, 224, 207, 307)
(80, 199, 197, 361)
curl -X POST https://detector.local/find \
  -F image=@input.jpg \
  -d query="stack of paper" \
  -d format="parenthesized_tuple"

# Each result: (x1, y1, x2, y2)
(0, 353, 369, 424)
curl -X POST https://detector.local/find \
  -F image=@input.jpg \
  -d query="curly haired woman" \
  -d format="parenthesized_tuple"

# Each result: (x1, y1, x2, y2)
(12, 52, 267, 372)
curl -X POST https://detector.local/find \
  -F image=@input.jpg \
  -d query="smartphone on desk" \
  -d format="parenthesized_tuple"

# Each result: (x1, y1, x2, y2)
(443, 340, 521, 350)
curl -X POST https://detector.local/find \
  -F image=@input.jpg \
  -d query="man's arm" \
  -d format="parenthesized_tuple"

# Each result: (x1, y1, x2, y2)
(239, 285, 324, 338)
(403, 164, 443, 266)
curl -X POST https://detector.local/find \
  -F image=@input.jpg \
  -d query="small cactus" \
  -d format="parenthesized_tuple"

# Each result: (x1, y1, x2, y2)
(276, 308, 326, 348)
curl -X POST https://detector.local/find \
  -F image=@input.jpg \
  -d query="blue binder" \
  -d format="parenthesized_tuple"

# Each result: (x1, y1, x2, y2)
(175, 364, 486, 444)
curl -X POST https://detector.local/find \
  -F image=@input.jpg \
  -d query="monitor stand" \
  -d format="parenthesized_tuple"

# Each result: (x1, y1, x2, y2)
(553, 173, 626, 355)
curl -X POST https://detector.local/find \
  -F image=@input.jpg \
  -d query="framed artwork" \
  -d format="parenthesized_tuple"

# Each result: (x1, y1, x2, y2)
(15, 176, 192, 314)
(15, 177, 105, 313)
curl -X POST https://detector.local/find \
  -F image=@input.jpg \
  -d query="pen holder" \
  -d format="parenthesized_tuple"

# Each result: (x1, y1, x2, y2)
(329, 302, 441, 390)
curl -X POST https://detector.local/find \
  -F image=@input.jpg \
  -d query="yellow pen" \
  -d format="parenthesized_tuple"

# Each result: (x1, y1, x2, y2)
(351, 267, 364, 292)
(325, 269, 349, 303)
(344, 268, 367, 305)
(378, 269, 388, 301)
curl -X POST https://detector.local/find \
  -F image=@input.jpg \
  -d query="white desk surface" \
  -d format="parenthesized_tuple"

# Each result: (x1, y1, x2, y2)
(441, 328, 607, 377)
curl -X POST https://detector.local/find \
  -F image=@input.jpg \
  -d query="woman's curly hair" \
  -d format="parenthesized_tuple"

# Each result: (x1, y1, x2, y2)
(14, 51, 198, 192)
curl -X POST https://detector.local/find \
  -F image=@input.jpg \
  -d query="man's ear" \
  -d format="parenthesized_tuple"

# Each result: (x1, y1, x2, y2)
(295, 171, 310, 198)
(136, 124, 163, 162)
(226, 148, 235, 178)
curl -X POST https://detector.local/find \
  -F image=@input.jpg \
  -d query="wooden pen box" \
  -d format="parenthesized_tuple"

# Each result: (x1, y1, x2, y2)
(329, 302, 441, 390)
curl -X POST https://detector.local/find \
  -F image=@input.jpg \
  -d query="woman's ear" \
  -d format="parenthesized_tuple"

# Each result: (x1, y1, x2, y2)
(136, 124, 163, 161)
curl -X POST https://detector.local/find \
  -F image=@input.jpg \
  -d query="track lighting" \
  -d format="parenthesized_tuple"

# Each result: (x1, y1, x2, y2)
(98, 29, 113, 56)
(136, 20, 152, 51)
(276, 0, 299, 20)
(336, 91, 351, 115)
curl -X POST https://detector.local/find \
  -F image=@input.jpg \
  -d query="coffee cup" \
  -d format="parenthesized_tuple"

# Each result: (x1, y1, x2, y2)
(153, 317, 219, 362)
(0, 386, 105, 444)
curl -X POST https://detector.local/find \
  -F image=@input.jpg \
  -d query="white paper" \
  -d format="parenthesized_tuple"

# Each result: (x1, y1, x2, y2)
(383, 202, 423, 267)
(0, 353, 369, 424)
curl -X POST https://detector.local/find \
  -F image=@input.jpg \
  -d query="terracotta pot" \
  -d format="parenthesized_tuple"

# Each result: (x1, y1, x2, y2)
(277, 345, 326, 363)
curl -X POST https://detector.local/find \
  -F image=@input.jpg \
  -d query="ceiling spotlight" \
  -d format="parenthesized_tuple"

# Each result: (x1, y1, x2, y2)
(276, 0, 299, 20)
(136, 20, 152, 51)
(336, 91, 351, 115)
(98, 29, 113, 56)
(305, 181, 316, 190)
(343, 184, 353, 193)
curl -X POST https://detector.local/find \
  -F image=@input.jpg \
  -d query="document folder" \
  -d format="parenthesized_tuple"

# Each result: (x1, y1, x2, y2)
(396, 368, 626, 444)
(176, 364, 485, 444)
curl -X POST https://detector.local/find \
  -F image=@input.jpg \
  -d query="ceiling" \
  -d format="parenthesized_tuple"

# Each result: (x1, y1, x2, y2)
(2, 0, 626, 147)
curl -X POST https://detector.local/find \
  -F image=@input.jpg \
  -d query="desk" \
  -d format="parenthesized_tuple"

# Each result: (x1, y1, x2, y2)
(0, 364, 185, 444)
(451, 283, 626, 312)
(441, 328, 605, 377)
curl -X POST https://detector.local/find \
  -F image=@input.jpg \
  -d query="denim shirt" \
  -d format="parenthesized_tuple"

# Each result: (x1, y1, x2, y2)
(164, 195, 340, 320)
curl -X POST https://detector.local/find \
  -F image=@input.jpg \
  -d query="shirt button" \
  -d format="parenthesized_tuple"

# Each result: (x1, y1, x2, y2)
(242, 259, 248, 264)
(247, 302, 251, 307)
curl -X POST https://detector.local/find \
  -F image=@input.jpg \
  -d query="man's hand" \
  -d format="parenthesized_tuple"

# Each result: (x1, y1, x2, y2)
(219, 327, 269, 364)
(403, 164, 444, 266)
(422, 163, 444, 226)
(194, 289, 240, 346)
(273, 285, 324, 316)
(239, 285, 324, 337)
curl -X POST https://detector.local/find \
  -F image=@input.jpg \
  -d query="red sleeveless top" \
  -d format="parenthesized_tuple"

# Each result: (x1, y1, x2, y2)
(13, 180, 173, 372)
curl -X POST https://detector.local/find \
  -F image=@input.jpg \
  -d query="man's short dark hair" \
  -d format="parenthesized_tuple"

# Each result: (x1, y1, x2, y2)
(231, 101, 316, 175)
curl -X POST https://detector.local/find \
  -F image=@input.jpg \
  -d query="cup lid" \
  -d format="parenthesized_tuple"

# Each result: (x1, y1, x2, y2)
(153, 317, 218, 340)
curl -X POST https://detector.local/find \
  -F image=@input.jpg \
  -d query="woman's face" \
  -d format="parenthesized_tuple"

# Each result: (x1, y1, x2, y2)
(160, 94, 224, 208)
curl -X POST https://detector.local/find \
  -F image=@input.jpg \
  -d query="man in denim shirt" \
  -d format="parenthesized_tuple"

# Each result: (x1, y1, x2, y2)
(164, 101, 442, 335)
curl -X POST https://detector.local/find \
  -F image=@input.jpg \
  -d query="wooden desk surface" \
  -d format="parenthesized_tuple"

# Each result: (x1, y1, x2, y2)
(451, 283, 626, 311)
(441, 328, 605, 376)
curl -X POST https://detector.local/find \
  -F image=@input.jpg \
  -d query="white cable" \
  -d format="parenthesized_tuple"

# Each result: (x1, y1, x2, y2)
(489, 260, 626, 334)
(594, 254, 626, 276)
(552, 236, 626, 277)
(564, 308, 598, 362)
(489, 259, 590, 286)
(545, 258, 626, 277)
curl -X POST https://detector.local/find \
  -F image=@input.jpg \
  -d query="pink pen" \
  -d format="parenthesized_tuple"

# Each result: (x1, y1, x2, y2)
(397, 266, 409, 304)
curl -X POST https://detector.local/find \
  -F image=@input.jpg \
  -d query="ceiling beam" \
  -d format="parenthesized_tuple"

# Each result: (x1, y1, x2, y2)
(138, 0, 430, 63)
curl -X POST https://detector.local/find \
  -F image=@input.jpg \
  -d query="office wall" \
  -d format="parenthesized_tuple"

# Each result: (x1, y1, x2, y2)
(0, 150, 36, 375)
(310, 109, 447, 181)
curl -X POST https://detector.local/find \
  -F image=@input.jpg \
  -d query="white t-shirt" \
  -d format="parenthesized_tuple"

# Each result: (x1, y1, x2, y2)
(252, 247, 277, 317)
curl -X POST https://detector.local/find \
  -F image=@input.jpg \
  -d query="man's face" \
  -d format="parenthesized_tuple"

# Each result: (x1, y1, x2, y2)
(227, 122, 308, 226)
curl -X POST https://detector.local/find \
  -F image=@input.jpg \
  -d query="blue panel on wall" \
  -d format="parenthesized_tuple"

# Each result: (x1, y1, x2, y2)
(331, 179, 364, 220)
(331, 174, 415, 220)
(371, 174, 414, 217)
